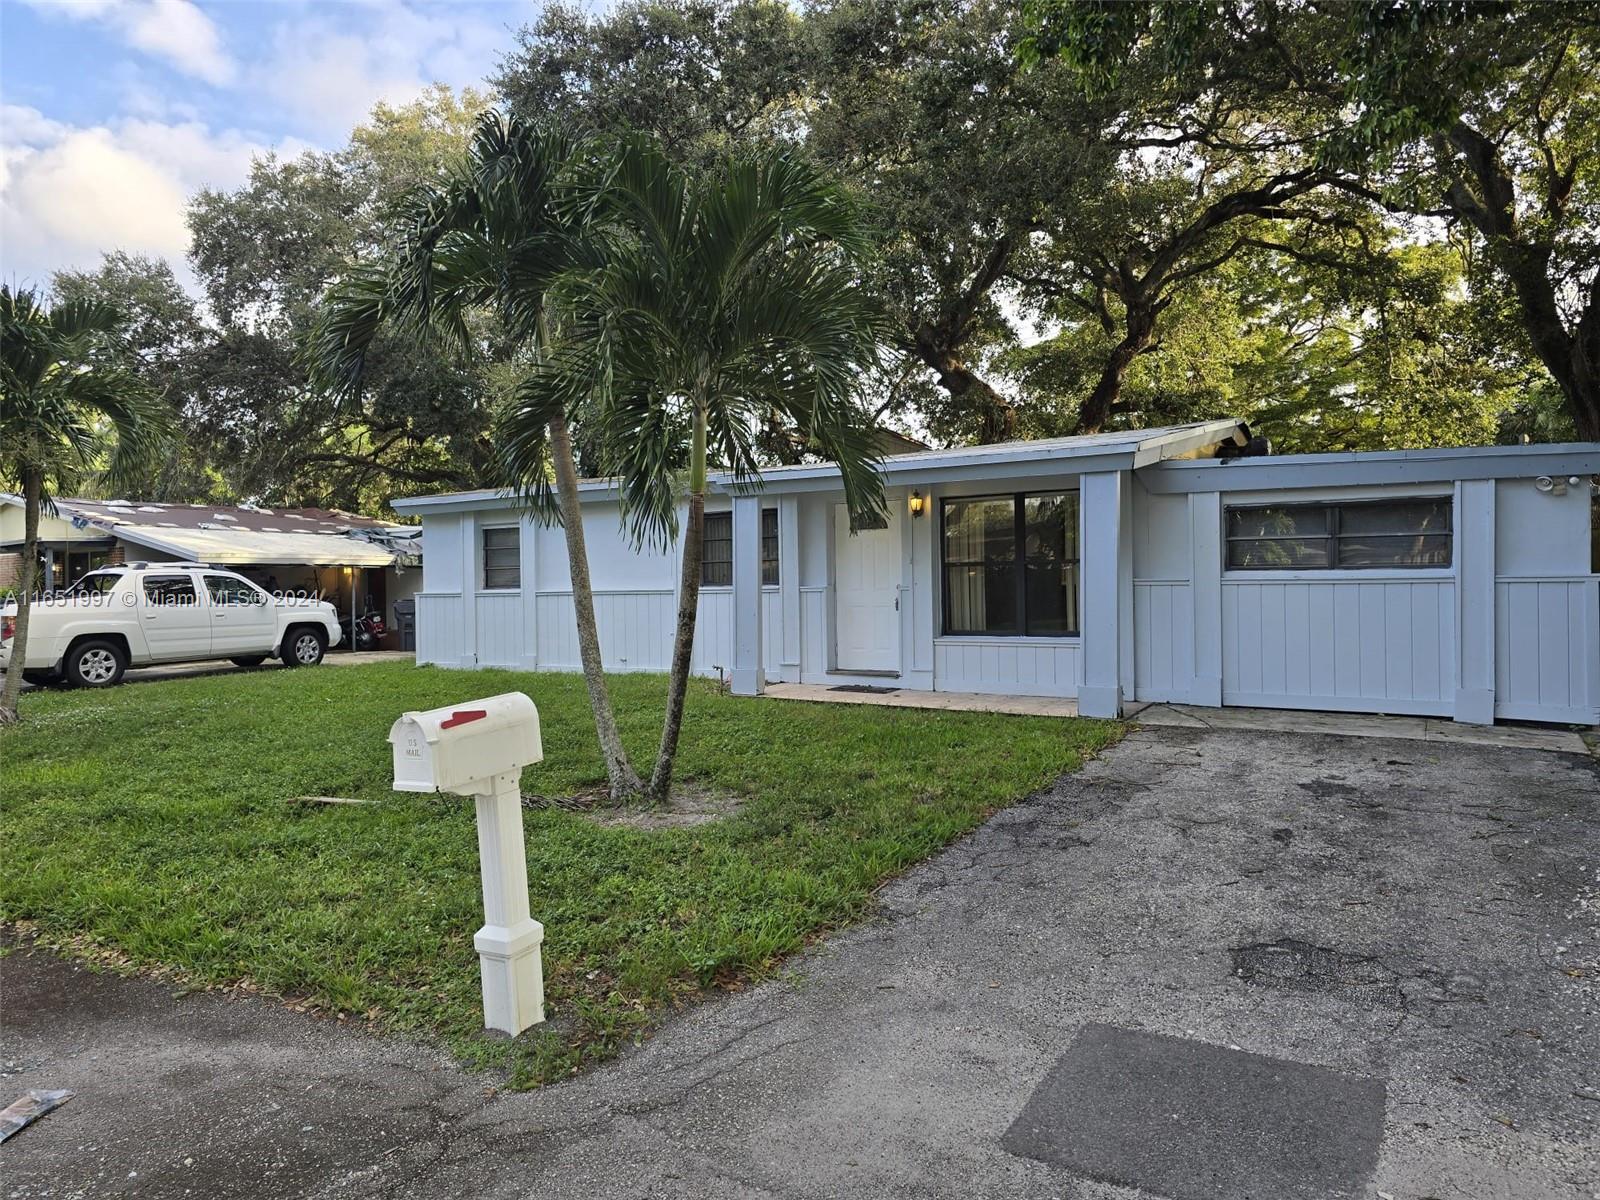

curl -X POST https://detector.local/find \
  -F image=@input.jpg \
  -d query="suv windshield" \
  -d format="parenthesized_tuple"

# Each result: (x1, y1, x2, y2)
(71, 571, 123, 596)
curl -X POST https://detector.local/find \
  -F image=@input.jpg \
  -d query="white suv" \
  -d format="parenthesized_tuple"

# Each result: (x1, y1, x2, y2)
(0, 563, 343, 688)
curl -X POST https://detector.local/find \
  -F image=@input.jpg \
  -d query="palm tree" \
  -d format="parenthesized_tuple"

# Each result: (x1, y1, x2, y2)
(306, 114, 648, 801)
(510, 137, 887, 800)
(1, 286, 171, 725)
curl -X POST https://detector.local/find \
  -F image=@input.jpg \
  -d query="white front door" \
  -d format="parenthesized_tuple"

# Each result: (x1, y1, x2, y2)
(834, 503, 901, 674)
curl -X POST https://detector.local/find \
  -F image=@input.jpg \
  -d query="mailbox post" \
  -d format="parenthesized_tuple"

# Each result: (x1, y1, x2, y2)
(389, 692, 546, 1036)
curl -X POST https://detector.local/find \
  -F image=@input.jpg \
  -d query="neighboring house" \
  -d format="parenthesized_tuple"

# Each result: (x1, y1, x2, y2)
(392, 420, 1600, 727)
(0, 497, 422, 640)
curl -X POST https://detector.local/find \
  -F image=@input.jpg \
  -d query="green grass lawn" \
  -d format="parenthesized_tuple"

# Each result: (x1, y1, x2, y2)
(1, 662, 1118, 1085)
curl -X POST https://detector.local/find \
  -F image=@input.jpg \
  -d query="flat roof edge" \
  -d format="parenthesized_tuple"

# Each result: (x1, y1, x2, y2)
(1151, 440, 1600, 469)
(1139, 441, 1600, 493)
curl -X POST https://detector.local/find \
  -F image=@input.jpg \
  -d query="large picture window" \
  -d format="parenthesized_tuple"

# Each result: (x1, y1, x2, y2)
(702, 509, 779, 586)
(1225, 498, 1453, 570)
(941, 492, 1079, 637)
(481, 525, 521, 589)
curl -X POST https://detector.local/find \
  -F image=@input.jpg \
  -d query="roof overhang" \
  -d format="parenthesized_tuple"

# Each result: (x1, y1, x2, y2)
(392, 420, 1250, 514)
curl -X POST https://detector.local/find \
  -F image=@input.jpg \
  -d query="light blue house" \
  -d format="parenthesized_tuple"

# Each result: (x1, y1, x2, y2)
(393, 421, 1600, 727)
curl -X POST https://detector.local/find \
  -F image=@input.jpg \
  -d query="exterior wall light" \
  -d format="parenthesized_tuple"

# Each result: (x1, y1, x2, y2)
(909, 490, 926, 518)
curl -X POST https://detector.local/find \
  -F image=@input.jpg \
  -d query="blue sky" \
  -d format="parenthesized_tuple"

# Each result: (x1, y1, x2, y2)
(1, 0, 551, 291)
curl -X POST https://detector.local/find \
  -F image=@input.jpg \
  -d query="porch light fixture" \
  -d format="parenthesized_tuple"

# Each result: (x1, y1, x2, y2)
(908, 490, 926, 518)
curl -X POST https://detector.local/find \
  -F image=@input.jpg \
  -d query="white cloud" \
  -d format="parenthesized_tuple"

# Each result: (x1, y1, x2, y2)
(126, 0, 235, 85)
(23, 0, 236, 85)
(0, 1, 518, 291)
(0, 104, 275, 289)
(254, 1, 511, 139)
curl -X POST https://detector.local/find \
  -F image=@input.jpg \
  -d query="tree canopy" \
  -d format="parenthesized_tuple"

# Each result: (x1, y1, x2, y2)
(44, 3, 1599, 515)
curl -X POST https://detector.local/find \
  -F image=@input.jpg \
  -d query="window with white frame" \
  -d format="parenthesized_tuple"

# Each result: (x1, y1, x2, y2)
(481, 525, 521, 589)
(1225, 498, 1453, 570)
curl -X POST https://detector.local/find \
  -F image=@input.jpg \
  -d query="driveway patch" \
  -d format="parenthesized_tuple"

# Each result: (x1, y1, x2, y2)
(1003, 1022, 1386, 1199)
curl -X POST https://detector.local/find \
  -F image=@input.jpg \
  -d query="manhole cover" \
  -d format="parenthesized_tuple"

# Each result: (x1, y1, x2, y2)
(1232, 939, 1402, 1008)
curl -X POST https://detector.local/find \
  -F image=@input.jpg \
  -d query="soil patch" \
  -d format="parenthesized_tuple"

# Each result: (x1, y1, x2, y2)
(523, 783, 744, 829)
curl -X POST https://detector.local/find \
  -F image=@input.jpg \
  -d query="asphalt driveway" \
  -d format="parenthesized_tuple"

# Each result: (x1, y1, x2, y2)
(5, 726, 1597, 1199)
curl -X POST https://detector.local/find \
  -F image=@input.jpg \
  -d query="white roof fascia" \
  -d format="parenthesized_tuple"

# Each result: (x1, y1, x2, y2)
(1139, 441, 1600, 494)
(734, 450, 1145, 495)
(1128, 419, 1250, 468)
(390, 489, 516, 514)
(391, 452, 1140, 512)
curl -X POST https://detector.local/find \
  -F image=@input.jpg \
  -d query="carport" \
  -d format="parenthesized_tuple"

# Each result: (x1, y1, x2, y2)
(106, 524, 401, 650)
(0, 496, 422, 648)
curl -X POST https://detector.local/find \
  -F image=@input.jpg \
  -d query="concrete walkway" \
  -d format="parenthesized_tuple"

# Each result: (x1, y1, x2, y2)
(5, 725, 1597, 1199)
(1138, 701, 1593, 755)
(763, 680, 1085, 718)
(763, 681, 1594, 754)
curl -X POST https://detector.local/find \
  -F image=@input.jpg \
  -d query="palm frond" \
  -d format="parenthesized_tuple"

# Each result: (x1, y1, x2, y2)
(45, 297, 124, 341)
(1, 283, 172, 500)
(570, 139, 888, 543)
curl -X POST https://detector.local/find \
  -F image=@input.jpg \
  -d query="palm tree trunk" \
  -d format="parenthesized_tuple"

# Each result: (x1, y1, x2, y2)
(549, 414, 643, 801)
(0, 469, 42, 725)
(648, 403, 708, 801)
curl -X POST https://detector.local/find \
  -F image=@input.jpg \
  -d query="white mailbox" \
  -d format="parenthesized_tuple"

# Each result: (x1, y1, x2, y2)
(388, 692, 542, 795)
(388, 691, 546, 1037)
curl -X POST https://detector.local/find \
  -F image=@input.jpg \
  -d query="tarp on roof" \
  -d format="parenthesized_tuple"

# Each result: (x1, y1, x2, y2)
(113, 524, 398, 567)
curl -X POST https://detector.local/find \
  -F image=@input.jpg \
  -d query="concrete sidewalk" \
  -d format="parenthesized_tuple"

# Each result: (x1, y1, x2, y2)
(5, 726, 1597, 1199)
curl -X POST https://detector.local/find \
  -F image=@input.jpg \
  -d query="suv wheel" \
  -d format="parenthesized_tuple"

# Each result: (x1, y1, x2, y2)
(282, 627, 326, 667)
(65, 638, 127, 688)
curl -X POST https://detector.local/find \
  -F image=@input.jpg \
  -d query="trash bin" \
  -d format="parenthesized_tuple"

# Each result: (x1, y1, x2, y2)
(393, 598, 416, 652)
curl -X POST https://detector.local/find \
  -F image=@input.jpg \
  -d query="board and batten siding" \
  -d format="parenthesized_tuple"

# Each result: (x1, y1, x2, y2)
(474, 591, 526, 667)
(534, 590, 676, 673)
(933, 637, 1082, 697)
(1494, 577, 1600, 723)
(415, 588, 788, 677)
(1132, 581, 1195, 703)
(415, 591, 468, 666)
(1221, 578, 1457, 715)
